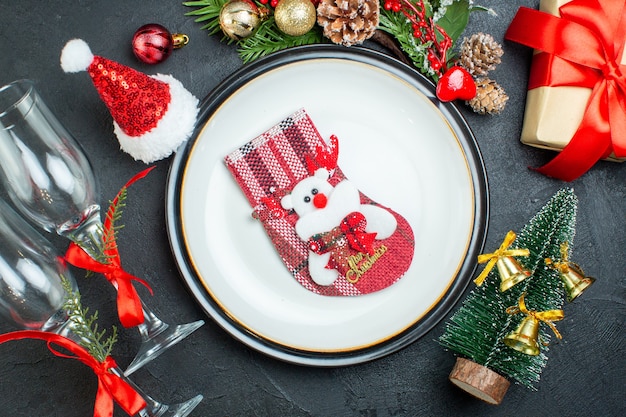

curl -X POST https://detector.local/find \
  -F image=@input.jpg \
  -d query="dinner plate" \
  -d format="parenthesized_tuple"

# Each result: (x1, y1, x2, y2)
(166, 45, 489, 366)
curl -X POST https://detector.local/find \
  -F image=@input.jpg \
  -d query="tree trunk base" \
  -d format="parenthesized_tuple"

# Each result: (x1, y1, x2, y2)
(449, 357, 510, 405)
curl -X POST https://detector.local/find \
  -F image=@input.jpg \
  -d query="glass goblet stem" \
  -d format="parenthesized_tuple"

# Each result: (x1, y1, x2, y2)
(62, 206, 106, 262)
(61, 205, 204, 376)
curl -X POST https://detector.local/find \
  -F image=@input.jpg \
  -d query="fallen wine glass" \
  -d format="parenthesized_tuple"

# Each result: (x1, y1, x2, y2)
(0, 198, 203, 416)
(0, 79, 204, 376)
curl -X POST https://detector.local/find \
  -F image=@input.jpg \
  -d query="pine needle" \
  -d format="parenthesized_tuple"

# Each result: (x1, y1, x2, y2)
(378, 9, 437, 80)
(237, 18, 325, 63)
(61, 277, 118, 363)
(102, 186, 128, 264)
(184, 2, 324, 62)
(183, 0, 229, 36)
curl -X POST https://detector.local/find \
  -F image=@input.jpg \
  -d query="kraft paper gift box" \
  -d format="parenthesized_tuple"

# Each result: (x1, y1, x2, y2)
(519, 0, 626, 163)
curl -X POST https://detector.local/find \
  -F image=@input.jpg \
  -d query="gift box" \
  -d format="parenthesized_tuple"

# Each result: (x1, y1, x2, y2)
(506, 0, 626, 181)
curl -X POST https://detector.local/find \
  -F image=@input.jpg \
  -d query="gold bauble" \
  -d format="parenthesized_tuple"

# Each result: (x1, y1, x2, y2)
(274, 0, 317, 37)
(219, 0, 264, 41)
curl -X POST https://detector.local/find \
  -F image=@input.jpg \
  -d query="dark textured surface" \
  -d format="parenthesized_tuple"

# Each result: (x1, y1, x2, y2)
(0, 1, 624, 416)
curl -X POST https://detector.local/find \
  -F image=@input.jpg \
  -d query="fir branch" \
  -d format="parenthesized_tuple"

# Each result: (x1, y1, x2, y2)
(379, 9, 436, 80)
(61, 277, 118, 363)
(184, 0, 230, 36)
(83, 223, 106, 276)
(184, 1, 323, 61)
(102, 186, 128, 262)
(237, 17, 325, 63)
(380, 1, 494, 81)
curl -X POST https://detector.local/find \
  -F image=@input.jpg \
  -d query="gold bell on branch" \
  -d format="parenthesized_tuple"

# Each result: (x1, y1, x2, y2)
(503, 293, 564, 356)
(546, 242, 595, 302)
(474, 230, 531, 291)
(559, 263, 595, 302)
(496, 256, 531, 292)
(503, 315, 541, 356)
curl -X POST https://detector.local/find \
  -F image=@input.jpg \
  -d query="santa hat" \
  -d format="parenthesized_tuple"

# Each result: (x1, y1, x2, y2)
(60, 38, 199, 164)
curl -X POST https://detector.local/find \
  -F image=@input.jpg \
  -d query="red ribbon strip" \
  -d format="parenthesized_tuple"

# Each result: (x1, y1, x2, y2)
(0, 330, 146, 417)
(65, 167, 156, 328)
(505, 0, 626, 181)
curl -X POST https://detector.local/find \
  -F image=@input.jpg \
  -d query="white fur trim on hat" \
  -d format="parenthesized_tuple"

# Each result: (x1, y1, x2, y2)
(60, 39, 94, 73)
(113, 74, 199, 164)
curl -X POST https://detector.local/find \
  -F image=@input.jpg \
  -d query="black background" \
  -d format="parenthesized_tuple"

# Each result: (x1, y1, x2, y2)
(0, 1, 624, 416)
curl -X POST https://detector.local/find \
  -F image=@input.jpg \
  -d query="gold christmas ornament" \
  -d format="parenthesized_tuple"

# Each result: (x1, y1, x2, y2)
(458, 32, 504, 77)
(467, 78, 509, 115)
(219, 0, 266, 41)
(474, 230, 530, 291)
(546, 242, 595, 302)
(274, 0, 317, 37)
(503, 293, 564, 356)
(317, 0, 379, 46)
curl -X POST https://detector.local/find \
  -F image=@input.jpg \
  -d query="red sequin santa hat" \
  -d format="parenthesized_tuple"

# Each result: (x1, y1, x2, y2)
(60, 38, 199, 163)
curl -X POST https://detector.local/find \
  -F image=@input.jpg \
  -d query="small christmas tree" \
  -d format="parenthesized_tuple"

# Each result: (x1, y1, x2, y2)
(439, 188, 593, 404)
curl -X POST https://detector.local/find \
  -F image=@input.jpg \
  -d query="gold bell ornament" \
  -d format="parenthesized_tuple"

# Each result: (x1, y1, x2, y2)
(546, 242, 595, 302)
(503, 293, 564, 356)
(495, 256, 532, 292)
(503, 315, 541, 355)
(474, 230, 531, 292)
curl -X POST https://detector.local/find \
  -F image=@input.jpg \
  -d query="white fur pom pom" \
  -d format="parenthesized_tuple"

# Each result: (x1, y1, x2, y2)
(60, 39, 94, 73)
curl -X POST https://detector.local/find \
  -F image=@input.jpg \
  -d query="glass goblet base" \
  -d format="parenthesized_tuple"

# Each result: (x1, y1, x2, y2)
(125, 312, 204, 376)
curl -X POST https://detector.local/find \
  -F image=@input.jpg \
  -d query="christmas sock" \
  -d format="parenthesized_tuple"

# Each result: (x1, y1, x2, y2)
(224, 109, 415, 296)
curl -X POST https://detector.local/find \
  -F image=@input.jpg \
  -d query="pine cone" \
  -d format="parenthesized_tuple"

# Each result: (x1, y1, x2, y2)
(317, 0, 379, 46)
(458, 33, 504, 76)
(467, 78, 509, 115)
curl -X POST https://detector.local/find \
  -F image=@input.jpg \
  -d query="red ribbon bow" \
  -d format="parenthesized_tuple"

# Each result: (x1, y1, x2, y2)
(308, 212, 377, 256)
(65, 243, 152, 328)
(340, 212, 377, 255)
(0, 330, 146, 417)
(65, 167, 155, 328)
(505, 0, 626, 181)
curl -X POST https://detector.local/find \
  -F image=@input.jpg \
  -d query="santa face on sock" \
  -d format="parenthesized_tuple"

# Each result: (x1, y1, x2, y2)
(281, 168, 397, 286)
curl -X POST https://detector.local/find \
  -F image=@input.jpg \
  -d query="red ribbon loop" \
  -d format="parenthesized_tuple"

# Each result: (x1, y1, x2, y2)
(0, 330, 146, 417)
(64, 167, 156, 328)
(505, 0, 626, 181)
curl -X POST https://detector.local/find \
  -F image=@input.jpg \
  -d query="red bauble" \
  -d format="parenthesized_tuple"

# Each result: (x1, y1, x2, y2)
(132, 23, 174, 64)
